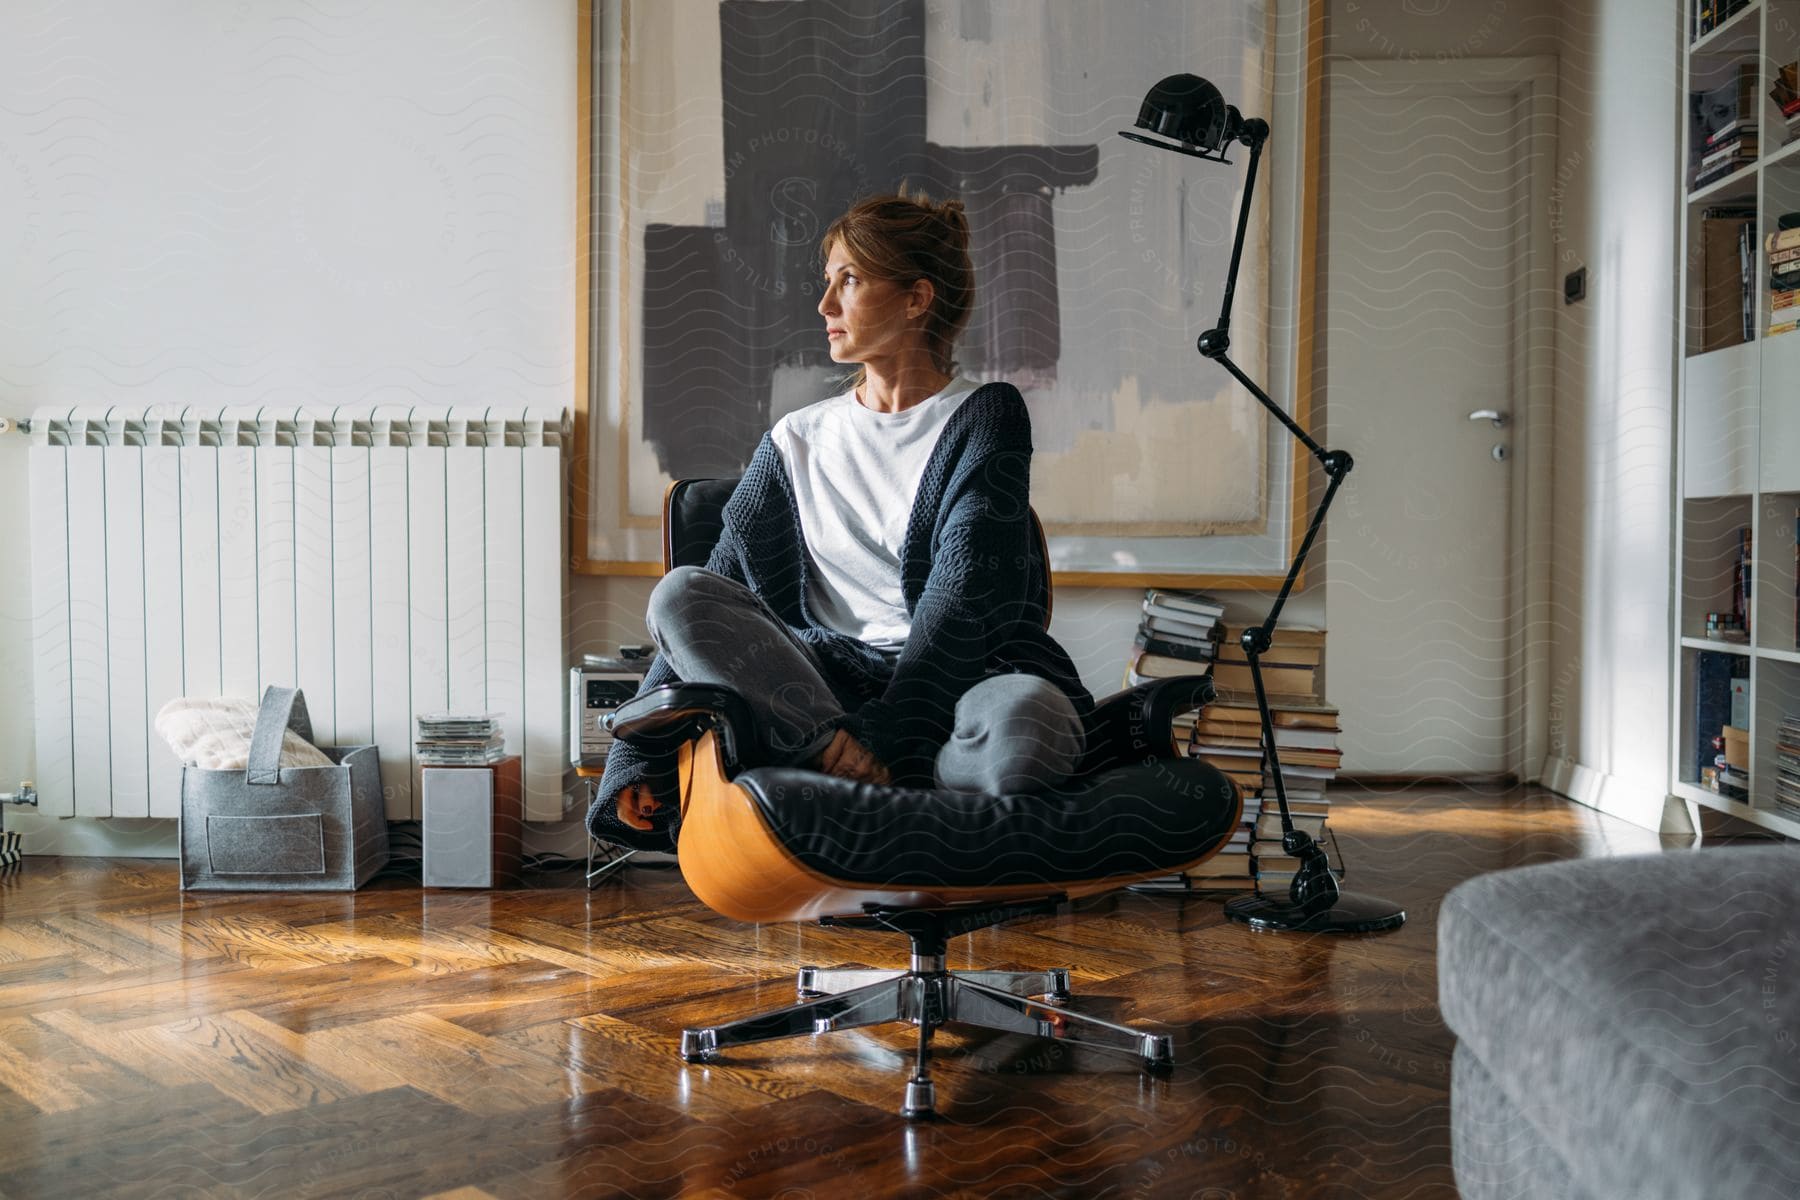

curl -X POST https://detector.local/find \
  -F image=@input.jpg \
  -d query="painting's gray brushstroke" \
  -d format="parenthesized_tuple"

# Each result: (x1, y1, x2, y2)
(1028, 0, 1264, 462)
(919, 145, 1098, 391)
(639, 0, 1098, 482)
(959, 0, 991, 43)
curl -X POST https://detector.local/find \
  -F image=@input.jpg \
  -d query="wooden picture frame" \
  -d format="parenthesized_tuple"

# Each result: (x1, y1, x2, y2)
(572, 0, 1323, 588)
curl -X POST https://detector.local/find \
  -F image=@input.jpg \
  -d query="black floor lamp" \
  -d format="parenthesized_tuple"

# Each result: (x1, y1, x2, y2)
(1121, 74, 1404, 934)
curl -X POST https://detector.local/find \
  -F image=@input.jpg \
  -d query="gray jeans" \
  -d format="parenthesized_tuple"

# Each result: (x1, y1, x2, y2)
(645, 565, 1085, 795)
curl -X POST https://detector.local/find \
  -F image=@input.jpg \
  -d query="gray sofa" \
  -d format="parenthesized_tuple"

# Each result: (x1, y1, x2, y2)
(1438, 843, 1800, 1200)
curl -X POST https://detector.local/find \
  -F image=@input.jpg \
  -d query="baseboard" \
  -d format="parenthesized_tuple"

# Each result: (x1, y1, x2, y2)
(1335, 772, 1518, 789)
(1, 814, 179, 859)
(1538, 755, 1696, 835)
(0, 812, 609, 861)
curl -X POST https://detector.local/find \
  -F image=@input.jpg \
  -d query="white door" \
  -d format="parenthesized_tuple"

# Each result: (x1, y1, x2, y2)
(1322, 60, 1553, 775)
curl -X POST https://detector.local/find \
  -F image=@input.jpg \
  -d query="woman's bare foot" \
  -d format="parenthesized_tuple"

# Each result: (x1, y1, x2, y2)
(615, 783, 662, 831)
(813, 728, 892, 786)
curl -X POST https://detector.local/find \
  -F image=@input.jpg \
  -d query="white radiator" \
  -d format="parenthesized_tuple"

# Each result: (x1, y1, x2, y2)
(27, 407, 570, 823)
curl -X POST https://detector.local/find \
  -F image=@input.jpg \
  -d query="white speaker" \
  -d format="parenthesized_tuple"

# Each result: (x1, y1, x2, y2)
(422, 757, 523, 888)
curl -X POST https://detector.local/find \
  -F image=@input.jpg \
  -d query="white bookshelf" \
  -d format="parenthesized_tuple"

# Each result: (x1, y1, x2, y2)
(1675, 0, 1800, 839)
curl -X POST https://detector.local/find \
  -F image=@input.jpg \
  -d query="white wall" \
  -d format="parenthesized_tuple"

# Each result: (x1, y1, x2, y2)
(0, 0, 579, 852)
(1541, 0, 1685, 829)
(1323, 0, 1685, 828)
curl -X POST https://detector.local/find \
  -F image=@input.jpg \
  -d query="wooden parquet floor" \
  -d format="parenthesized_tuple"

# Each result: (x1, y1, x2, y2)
(0, 786, 1694, 1199)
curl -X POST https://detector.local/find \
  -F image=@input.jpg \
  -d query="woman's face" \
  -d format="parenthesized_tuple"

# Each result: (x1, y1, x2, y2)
(818, 241, 922, 365)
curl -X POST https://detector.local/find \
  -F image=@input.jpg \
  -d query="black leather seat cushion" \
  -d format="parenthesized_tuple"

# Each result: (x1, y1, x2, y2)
(735, 758, 1239, 888)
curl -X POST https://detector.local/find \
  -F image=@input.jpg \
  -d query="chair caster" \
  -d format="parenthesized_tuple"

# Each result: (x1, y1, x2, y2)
(796, 965, 823, 998)
(1140, 1032, 1174, 1075)
(680, 1029, 719, 1063)
(899, 1077, 936, 1120)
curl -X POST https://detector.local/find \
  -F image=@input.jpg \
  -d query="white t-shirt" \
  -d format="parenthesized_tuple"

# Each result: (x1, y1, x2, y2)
(770, 377, 981, 651)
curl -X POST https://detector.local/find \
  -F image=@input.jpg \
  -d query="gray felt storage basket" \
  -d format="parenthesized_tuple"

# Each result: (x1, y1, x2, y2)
(179, 686, 388, 891)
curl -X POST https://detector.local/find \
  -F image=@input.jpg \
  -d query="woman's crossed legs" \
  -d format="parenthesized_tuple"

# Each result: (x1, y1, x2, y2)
(644, 565, 1084, 795)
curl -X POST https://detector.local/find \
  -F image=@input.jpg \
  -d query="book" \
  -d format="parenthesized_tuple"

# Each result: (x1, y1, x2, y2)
(1211, 662, 1317, 697)
(1271, 763, 1339, 782)
(1694, 157, 1751, 188)
(1706, 117, 1752, 146)
(1215, 643, 1323, 668)
(1699, 208, 1757, 351)
(1143, 588, 1225, 618)
(1700, 137, 1756, 168)
(1141, 609, 1218, 639)
(1735, 525, 1753, 635)
(1142, 598, 1220, 627)
(1264, 748, 1342, 769)
(1768, 228, 1800, 254)
(1224, 626, 1327, 649)
(1254, 812, 1327, 840)
(1127, 647, 1214, 679)
(1209, 692, 1342, 729)
(1133, 629, 1220, 662)
(1744, 220, 1759, 341)
(1191, 722, 1341, 750)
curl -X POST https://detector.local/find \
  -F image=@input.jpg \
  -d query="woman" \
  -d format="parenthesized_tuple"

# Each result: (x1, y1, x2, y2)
(590, 190, 1094, 846)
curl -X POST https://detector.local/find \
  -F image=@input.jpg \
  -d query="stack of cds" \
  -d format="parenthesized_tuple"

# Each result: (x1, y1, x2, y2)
(416, 712, 506, 766)
(1776, 715, 1800, 821)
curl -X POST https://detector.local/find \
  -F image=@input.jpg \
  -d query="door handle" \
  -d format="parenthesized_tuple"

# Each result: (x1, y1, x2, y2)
(1468, 409, 1508, 428)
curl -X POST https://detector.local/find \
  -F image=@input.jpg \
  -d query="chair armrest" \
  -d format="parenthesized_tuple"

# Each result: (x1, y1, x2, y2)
(1077, 675, 1215, 774)
(606, 682, 757, 775)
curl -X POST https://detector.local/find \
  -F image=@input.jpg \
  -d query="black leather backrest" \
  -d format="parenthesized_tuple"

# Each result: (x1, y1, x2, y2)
(664, 478, 739, 570)
(663, 478, 1054, 625)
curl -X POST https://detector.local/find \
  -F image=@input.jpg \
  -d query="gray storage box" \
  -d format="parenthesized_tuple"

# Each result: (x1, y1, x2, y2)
(179, 686, 388, 891)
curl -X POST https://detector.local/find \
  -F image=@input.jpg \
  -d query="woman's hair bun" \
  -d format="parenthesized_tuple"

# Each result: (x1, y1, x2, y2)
(822, 187, 976, 377)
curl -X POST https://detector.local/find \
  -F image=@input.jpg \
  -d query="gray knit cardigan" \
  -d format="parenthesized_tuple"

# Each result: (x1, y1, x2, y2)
(587, 381, 1094, 847)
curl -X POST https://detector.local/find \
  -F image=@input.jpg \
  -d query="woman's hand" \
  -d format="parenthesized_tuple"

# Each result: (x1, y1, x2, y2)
(813, 728, 892, 786)
(615, 783, 663, 831)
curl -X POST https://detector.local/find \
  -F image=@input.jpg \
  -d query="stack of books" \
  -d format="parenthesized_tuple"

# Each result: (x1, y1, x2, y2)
(1210, 625, 1325, 701)
(416, 712, 506, 766)
(1230, 691, 1343, 893)
(1772, 61, 1800, 144)
(1126, 623, 1346, 897)
(1776, 715, 1800, 821)
(1126, 826, 1255, 895)
(1124, 589, 1225, 685)
(1706, 752, 1749, 798)
(1770, 224, 1800, 336)
(1181, 678, 1343, 895)
(1185, 690, 1268, 800)
(1132, 681, 1263, 895)
(1693, 0, 1753, 42)
(1690, 62, 1759, 190)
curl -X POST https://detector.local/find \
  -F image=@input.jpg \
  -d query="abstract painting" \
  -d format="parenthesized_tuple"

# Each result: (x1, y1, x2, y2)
(584, 0, 1297, 581)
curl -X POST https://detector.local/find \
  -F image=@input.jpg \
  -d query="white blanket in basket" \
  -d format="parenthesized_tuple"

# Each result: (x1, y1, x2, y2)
(154, 697, 334, 771)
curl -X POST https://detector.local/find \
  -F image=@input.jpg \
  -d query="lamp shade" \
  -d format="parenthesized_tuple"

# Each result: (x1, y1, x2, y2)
(1129, 73, 1234, 153)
